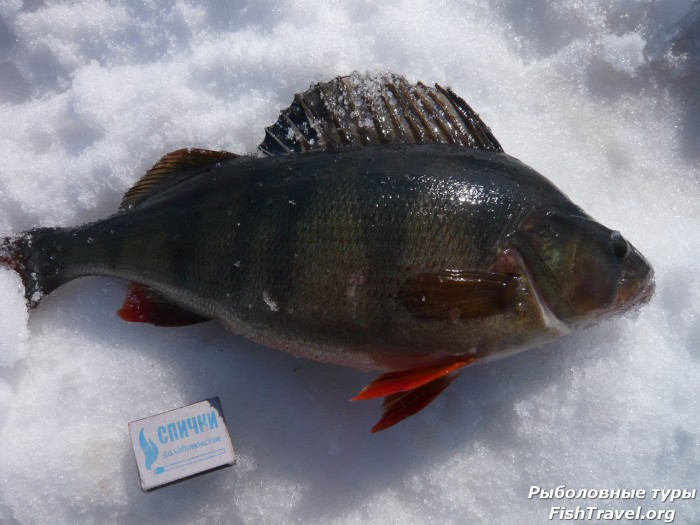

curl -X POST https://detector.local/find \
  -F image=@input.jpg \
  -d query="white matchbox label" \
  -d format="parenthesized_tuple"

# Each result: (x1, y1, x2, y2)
(129, 398, 235, 492)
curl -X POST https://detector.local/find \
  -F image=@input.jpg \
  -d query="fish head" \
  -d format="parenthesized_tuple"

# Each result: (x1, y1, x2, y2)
(510, 211, 655, 330)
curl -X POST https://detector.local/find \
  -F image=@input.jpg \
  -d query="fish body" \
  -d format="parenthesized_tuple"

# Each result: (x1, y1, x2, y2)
(1, 74, 654, 431)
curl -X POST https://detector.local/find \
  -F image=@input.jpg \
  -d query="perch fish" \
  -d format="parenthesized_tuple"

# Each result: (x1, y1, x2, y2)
(0, 74, 654, 432)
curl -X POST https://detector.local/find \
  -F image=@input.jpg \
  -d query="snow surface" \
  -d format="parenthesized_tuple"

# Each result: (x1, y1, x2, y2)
(0, 1, 699, 523)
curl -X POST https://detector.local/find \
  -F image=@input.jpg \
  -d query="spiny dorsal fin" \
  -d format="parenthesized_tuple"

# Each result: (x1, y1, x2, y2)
(121, 148, 239, 210)
(258, 73, 503, 156)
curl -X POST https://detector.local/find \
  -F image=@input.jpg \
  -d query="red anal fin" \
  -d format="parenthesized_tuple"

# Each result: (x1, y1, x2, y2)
(371, 372, 462, 433)
(352, 357, 475, 401)
(117, 282, 209, 327)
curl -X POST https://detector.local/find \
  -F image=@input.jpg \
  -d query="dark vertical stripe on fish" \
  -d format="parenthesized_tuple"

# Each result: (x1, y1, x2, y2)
(266, 171, 318, 310)
(173, 199, 204, 290)
(227, 178, 267, 304)
(101, 219, 133, 274)
(359, 170, 414, 322)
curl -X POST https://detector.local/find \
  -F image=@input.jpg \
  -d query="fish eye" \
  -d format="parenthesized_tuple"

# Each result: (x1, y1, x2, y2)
(610, 231, 630, 260)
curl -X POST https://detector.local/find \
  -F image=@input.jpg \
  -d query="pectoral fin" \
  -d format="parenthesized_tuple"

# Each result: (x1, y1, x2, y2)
(117, 283, 209, 327)
(399, 270, 518, 320)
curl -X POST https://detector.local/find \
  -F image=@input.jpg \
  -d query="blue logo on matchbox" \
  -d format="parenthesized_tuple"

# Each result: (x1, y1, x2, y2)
(130, 398, 235, 491)
(151, 409, 224, 475)
(138, 428, 159, 470)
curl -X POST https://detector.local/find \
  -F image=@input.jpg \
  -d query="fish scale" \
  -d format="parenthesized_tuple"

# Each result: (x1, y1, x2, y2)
(34, 148, 536, 344)
(0, 74, 654, 432)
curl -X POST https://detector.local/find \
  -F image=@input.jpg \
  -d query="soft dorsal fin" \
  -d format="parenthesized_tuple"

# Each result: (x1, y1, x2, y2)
(257, 73, 503, 156)
(121, 148, 239, 210)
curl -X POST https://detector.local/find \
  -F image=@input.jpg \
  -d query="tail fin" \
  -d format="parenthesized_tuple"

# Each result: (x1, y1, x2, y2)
(1, 228, 65, 308)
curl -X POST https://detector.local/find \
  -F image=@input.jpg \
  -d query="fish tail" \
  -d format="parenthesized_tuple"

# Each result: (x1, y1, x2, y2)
(1, 228, 68, 308)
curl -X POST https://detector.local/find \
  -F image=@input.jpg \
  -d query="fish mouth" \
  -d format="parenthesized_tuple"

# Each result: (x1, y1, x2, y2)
(616, 266, 655, 311)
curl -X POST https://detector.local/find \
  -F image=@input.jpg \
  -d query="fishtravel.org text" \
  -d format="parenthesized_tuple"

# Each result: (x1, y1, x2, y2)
(528, 485, 696, 523)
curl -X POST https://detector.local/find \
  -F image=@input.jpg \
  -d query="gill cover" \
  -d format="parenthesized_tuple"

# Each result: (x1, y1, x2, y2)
(510, 211, 652, 328)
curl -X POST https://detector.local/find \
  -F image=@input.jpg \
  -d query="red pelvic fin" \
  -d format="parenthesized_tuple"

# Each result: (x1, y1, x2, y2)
(117, 282, 210, 327)
(352, 357, 474, 401)
(370, 372, 462, 433)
